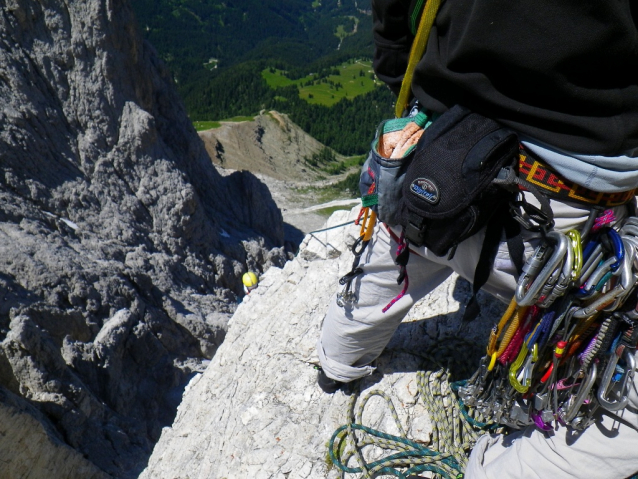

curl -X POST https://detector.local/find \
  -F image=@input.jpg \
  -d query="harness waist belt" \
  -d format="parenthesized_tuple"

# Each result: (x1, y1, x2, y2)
(518, 150, 637, 207)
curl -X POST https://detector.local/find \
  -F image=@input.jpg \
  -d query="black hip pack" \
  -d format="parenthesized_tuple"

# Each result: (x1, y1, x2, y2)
(400, 105, 519, 257)
(359, 111, 431, 227)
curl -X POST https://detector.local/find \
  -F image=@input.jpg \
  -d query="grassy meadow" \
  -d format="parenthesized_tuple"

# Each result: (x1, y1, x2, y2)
(193, 116, 256, 131)
(261, 60, 380, 107)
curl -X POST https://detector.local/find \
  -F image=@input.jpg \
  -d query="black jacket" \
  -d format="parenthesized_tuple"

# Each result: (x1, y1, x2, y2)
(372, 0, 638, 156)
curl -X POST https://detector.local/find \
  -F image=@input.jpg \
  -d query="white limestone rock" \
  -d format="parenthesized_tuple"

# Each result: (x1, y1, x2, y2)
(142, 208, 504, 478)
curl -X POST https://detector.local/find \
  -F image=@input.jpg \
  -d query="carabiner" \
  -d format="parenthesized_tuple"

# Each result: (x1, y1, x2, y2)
(620, 222, 638, 239)
(607, 229, 625, 271)
(573, 283, 627, 319)
(619, 216, 638, 244)
(561, 363, 598, 423)
(579, 253, 604, 289)
(516, 231, 569, 306)
(358, 207, 377, 242)
(579, 229, 625, 295)
(351, 235, 367, 257)
(623, 216, 638, 228)
(597, 347, 635, 412)
(575, 240, 637, 319)
(536, 259, 565, 307)
(338, 267, 363, 286)
(509, 343, 538, 393)
(531, 411, 553, 431)
(458, 356, 490, 407)
(606, 237, 638, 311)
(579, 256, 618, 299)
(539, 242, 574, 308)
(567, 229, 583, 281)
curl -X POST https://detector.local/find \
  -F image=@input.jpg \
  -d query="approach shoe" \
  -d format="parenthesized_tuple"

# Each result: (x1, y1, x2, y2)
(316, 368, 345, 394)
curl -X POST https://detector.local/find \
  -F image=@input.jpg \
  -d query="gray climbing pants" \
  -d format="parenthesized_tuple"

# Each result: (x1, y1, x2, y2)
(317, 199, 638, 479)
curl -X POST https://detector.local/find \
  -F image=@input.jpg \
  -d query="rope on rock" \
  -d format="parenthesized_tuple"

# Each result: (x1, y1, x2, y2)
(328, 341, 497, 478)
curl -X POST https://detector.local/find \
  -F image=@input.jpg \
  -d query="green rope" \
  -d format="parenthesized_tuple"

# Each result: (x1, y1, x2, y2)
(328, 342, 495, 478)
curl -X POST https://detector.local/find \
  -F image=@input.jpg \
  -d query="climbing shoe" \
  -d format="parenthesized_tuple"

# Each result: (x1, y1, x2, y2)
(316, 368, 345, 394)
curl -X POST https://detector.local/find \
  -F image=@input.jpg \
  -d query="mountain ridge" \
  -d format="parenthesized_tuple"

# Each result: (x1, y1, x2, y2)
(198, 111, 330, 182)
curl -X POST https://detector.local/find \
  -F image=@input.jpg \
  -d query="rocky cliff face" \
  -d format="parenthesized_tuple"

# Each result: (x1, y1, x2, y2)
(0, 0, 287, 476)
(142, 208, 503, 478)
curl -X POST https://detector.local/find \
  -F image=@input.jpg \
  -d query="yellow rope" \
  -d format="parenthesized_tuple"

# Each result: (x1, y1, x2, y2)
(394, 0, 442, 118)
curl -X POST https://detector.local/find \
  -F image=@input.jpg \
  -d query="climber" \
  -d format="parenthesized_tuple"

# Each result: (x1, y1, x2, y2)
(242, 271, 259, 295)
(316, 1, 638, 478)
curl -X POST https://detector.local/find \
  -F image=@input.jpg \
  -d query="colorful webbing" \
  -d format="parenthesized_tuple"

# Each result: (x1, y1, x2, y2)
(593, 210, 616, 232)
(383, 231, 410, 313)
(395, 0, 442, 118)
(499, 308, 535, 366)
(361, 194, 378, 208)
(518, 152, 637, 207)
(486, 299, 528, 370)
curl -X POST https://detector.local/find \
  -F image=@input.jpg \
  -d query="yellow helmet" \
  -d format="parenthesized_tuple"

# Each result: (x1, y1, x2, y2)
(242, 271, 259, 288)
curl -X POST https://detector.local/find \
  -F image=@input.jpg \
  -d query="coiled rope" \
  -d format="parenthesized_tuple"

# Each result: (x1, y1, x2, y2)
(328, 342, 496, 478)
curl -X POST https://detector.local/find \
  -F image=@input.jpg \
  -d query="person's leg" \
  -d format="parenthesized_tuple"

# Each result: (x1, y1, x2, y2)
(317, 199, 628, 386)
(458, 201, 634, 478)
(466, 376, 638, 479)
(317, 224, 453, 384)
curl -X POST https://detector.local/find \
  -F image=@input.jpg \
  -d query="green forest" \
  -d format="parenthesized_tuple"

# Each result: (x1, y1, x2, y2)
(131, 0, 395, 156)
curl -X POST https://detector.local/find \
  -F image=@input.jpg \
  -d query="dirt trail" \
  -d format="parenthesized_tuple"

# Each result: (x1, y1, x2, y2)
(254, 173, 359, 239)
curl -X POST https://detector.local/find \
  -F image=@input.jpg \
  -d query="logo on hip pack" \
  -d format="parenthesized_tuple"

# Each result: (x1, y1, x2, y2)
(409, 178, 439, 204)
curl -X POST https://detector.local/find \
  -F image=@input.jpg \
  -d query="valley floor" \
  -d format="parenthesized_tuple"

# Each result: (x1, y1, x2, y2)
(254, 173, 360, 247)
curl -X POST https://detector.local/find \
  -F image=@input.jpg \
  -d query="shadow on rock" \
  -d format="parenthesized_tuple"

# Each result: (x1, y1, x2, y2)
(284, 222, 306, 254)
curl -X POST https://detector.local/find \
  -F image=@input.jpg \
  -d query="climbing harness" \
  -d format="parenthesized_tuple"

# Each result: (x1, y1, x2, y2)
(459, 208, 638, 432)
(329, 342, 495, 479)
(517, 152, 638, 208)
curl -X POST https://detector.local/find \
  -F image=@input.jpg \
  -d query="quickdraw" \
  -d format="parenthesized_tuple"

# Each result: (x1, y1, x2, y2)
(459, 209, 638, 432)
(336, 207, 377, 308)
